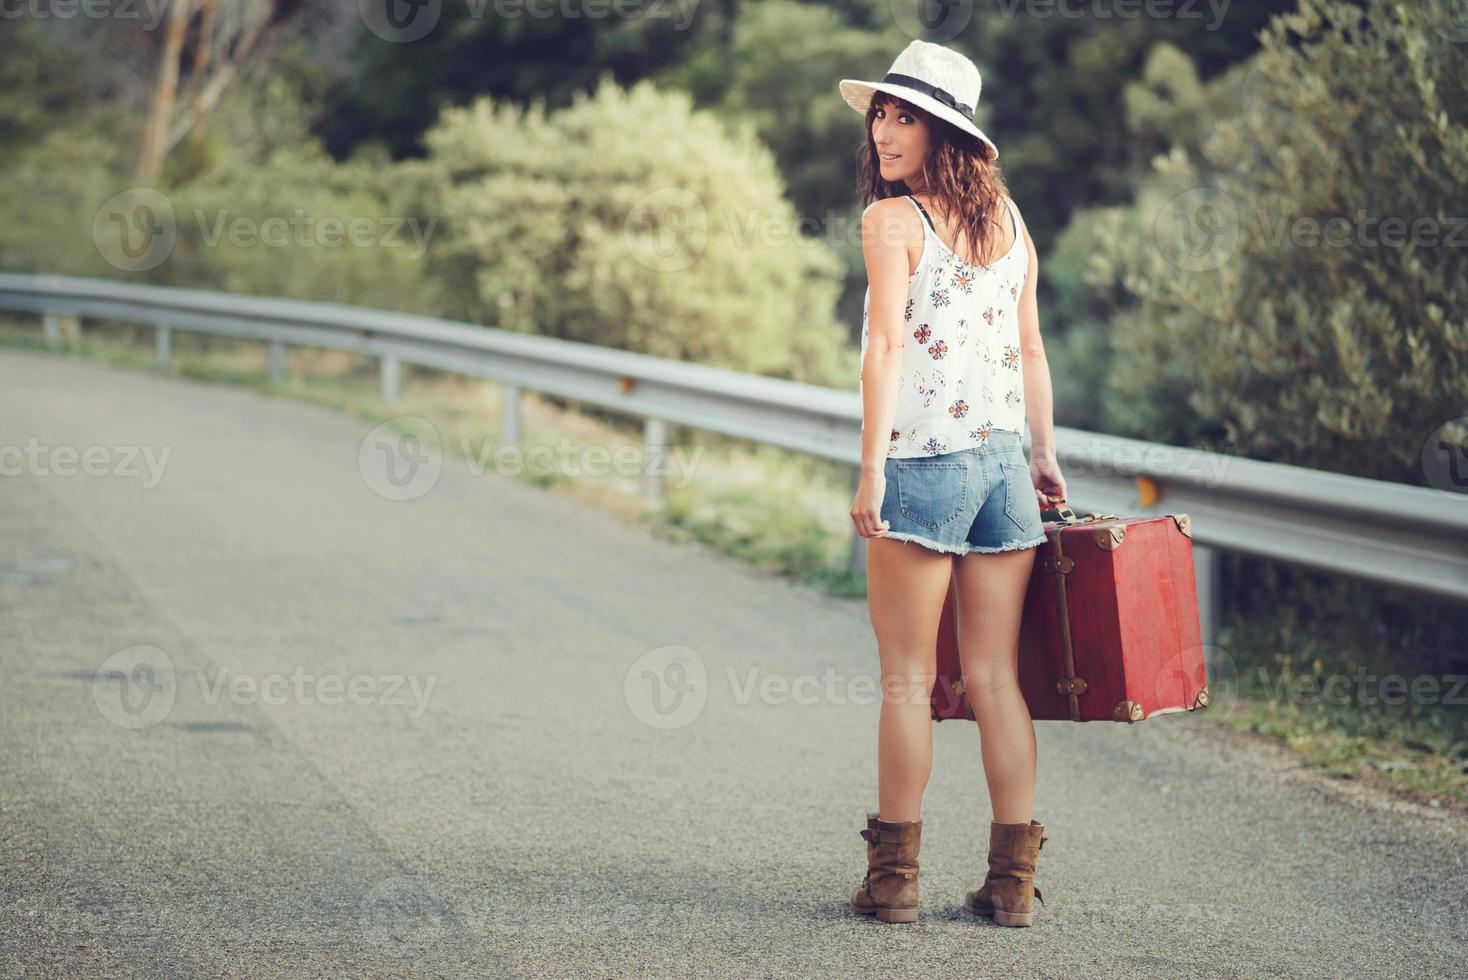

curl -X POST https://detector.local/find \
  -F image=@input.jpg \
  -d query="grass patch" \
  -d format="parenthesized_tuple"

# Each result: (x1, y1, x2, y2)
(1189, 610, 1468, 812)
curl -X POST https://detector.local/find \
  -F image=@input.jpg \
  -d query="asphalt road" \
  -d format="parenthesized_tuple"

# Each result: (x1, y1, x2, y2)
(1, 347, 1464, 979)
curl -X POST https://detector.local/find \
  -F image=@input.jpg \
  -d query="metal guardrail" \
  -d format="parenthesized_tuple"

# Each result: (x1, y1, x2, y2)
(2, 274, 1466, 647)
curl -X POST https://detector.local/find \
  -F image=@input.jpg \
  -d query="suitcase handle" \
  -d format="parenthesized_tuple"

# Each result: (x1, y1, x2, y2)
(1040, 493, 1078, 522)
(1040, 493, 1121, 526)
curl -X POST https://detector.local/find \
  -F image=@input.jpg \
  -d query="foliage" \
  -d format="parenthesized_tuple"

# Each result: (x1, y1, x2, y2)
(667, 1, 905, 220)
(1038, 205, 1135, 427)
(1034, 42, 1218, 429)
(318, 0, 717, 160)
(0, 126, 131, 278)
(1084, 0, 1468, 481)
(0, 20, 88, 169)
(950, 2, 1295, 249)
(1046, 3, 1468, 765)
(315, 1, 1288, 317)
(418, 76, 854, 385)
(0, 37, 442, 314)
(156, 141, 444, 314)
(1220, 550, 1468, 770)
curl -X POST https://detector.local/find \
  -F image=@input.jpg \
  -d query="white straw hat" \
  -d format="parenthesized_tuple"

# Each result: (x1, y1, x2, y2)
(838, 39, 998, 160)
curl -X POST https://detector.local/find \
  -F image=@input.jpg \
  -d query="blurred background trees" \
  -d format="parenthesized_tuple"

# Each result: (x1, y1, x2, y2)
(1, 0, 1463, 462)
(1091, 2, 1468, 484)
(416, 78, 851, 384)
(3, 0, 1465, 709)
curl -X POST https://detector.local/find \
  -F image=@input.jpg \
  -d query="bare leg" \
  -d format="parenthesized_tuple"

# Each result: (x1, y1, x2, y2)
(864, 536, 954, 823)
(953, 547, 1038, 824)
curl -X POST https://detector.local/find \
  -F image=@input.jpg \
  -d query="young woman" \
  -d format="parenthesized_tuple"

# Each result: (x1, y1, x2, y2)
(839, 40, 1067, 926)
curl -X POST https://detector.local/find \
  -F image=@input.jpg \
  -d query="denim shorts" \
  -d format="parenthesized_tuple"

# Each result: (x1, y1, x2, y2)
(877, 429, 1048, 556)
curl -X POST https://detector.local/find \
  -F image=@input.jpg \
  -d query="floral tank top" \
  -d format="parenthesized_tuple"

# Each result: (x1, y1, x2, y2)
(859, 194, 1028, 458)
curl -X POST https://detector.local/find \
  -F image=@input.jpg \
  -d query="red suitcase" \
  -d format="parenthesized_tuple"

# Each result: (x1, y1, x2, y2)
(932, 501, 1210, 723)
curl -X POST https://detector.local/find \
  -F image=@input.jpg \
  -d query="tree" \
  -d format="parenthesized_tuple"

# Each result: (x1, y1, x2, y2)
(1089, 0, 1468, 483)
(136, 0, 192, 183)
(419, 77, 853, 387)
(135, 0, 311, 182)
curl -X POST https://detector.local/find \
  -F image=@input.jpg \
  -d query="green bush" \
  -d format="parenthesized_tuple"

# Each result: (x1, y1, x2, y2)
(159, 142, 445, 315)
(0, 126, 131, 278)
(418, 76, 855, 387)
(0, 20, 88, 171)
(1049, 3, 1468, 765)
(1088, 0, 1468, 481)
(0, 42, 444, 319)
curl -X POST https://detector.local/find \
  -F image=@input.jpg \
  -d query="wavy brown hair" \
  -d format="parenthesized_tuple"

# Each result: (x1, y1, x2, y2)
(855, 91, 1013, 267)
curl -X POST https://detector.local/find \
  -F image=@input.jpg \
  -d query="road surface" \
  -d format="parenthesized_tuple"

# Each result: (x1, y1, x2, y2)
(1, 347, 1464, 978)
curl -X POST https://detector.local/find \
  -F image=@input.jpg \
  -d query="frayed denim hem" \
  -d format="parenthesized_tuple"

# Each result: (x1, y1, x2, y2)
(963, 532, 1049, 554)
(877, 530, 971, 556)
(876, 530, 1049, 556)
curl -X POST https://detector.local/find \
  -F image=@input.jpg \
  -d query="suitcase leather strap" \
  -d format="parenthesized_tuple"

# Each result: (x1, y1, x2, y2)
(1043, 529, 1085, 723)
(1042, 497, 1124, 721)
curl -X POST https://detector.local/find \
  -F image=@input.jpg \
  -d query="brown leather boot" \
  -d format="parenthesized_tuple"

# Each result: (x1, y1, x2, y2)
(963, 819, 1047, 927)
(849, 813, 922, 923)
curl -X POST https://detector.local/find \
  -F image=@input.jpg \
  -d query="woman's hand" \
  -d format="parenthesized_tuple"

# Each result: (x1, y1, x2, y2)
(1030, 449, 1068, 512)
(850, 469, 891, 538)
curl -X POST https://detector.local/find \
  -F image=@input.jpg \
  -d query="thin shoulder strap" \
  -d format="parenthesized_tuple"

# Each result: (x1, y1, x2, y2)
(911, 194, 1016, 244)
(906, 195, 937, 233)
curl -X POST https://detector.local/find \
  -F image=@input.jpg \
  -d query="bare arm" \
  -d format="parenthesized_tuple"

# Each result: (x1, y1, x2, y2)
(859, 200, 911, 475)
(1012, 198, 1068, 506)
(1014, 202, 1055, 461)
(850, 199, 913, 538)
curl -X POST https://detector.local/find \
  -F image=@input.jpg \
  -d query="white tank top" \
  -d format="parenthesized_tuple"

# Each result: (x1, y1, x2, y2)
(859, 194, 1028, 458)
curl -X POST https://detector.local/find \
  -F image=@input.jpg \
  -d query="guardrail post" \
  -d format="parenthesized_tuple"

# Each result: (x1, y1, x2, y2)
(268, 340, 286, 383)
(380, 354, 401, 406)
(43, 312, 79, 348)
(848, 467, 867, 578)
(642, 417, 667, 499)
(1194, 544, 1221, 651)
(502, 384, 522, 447)
(156, 325, 171, 370)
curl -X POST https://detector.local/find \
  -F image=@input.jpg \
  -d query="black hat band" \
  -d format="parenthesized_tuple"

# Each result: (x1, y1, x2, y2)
(880, 72, 973, 118)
